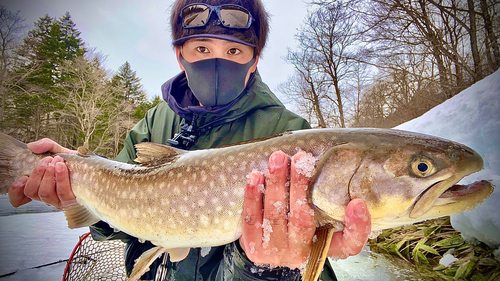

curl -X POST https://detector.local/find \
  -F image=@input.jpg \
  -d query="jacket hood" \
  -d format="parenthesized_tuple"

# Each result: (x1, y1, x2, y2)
(161, 70, 284, 128)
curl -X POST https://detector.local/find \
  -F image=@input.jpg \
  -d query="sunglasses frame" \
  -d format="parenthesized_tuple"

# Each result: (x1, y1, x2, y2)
(180, 3, 254, 29)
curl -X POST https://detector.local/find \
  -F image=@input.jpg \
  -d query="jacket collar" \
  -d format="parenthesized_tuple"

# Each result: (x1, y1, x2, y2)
(161, 70, 283, 127)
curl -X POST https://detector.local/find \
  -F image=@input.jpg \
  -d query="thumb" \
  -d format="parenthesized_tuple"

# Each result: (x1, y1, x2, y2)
(27, 138, 76, 154)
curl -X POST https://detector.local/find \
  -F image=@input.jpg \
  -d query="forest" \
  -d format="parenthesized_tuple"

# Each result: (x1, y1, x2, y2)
(0, 7, 161, 158)
(1, 0, 499, 158)
(280, 0, 499, 128)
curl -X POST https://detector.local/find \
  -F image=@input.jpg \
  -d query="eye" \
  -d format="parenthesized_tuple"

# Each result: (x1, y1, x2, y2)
(197, 46, 209, 53)
(228, 48, 241, 55)
(410, 156, 436, 177)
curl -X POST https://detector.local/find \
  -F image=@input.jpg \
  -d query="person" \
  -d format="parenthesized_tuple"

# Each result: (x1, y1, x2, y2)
(8, 0, 372, 280)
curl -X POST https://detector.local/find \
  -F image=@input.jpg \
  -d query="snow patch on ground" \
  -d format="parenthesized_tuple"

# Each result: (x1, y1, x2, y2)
(396, 69, 500, 248)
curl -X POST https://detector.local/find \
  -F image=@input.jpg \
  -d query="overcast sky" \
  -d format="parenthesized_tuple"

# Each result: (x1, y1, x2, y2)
(3, 0, 310, 102)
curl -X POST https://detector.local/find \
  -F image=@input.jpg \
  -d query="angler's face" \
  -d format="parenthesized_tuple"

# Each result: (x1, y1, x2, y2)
(175, 38, 259, 85)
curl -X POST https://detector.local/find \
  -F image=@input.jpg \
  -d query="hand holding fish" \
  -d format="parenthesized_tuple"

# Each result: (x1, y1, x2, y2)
(8, 138, 76, 209)
(240, 151, 372, 269)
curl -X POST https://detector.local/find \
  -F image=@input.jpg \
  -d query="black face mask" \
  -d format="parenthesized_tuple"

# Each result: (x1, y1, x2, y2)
(179, 53, 256, 106)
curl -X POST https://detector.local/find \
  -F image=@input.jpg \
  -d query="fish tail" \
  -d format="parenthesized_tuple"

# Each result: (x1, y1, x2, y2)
(0, 133, 34, 194)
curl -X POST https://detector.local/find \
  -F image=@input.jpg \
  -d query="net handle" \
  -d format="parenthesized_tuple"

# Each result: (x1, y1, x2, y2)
(62, 232, 91, 281)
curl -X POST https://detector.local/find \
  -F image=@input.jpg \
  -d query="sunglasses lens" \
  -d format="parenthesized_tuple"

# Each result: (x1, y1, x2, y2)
(182, 5, 210, 27)
(220, 6, 250, 28)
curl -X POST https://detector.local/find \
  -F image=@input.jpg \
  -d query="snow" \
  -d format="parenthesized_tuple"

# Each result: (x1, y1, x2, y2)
(0, 196, 87, 280)
(439, 253, 459, 267)
(0, 70, 499, 279)
(396, 69, 500, 249)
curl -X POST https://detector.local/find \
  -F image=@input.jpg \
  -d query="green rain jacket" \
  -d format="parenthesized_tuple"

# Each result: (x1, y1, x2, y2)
(90, 71, 337, 281)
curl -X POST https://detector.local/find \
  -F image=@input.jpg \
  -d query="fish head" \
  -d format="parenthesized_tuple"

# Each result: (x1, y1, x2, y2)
(310, 129, 493, 231)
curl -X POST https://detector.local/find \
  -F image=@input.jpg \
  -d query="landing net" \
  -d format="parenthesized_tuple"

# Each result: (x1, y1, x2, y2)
(63, 232, 127, 281)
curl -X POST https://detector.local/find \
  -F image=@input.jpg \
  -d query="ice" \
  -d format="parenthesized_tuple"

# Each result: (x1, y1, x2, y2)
(261, 218, 273, 246)
(200, 247, 211, 257)
(293, 152, 317, 178)
(396, 69, 500, 248)
(439, 252, 459, 267)
(0, 201, 87, 279)
(249, 241, 256, 254)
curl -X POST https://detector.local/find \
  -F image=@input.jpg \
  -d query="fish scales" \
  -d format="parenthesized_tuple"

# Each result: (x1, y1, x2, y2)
(61, 131, 335, 248)
(0, 129, 493, 280)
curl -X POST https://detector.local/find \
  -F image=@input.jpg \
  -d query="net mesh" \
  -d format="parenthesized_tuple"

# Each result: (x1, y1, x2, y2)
(63, 232, 127, 281)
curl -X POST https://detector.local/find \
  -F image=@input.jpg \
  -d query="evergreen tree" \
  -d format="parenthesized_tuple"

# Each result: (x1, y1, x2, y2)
(113, 61, 145, 104)
(12, 12, 85, 140)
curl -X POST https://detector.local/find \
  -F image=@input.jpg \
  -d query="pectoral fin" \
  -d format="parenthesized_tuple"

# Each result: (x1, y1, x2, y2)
(129, 246, 167, 281)
(302, 228, 335, 281)
(63, 202, 100, 229)
(167, 248, 191, 262)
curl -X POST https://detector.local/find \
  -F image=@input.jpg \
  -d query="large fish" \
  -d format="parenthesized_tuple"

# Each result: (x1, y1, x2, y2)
(0, 129, 493, 281)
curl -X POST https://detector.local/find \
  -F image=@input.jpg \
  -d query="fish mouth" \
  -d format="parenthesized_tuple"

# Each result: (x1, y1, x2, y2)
(438, 180, 491, 199)
(410, 179, 493, 219)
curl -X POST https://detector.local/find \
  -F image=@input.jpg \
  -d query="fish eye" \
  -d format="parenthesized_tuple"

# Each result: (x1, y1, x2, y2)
(410, 156, 436, 177)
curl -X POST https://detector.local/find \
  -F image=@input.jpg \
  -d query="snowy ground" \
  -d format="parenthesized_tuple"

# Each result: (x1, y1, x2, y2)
(0, 196, 87, 280)
(0, 70, 498, 280)
(396, 69, 500, 249)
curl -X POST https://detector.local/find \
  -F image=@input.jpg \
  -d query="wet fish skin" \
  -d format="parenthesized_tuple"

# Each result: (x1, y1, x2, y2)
(0, 129, 493, 279)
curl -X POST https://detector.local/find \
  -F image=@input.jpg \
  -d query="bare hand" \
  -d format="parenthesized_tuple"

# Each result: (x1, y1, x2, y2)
(240, 150, 371, 268)
(8, 138, 77, 209)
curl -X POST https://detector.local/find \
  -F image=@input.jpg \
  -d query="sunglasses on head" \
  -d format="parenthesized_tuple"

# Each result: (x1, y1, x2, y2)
(181, 3, 254, 29)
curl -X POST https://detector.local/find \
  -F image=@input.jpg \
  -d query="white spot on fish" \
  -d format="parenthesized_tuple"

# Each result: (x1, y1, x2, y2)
(198, 199, 205, 207)
(216, 206, 223, 212)
(174, 187, 181, 195)
(224, 221, 231, 230)
(161, 198, 170, 206)
(211, 198, 219, 204)
(233, 188, 243, 197)
(200, 215, 209, 226)
(133, 209, 140, 217)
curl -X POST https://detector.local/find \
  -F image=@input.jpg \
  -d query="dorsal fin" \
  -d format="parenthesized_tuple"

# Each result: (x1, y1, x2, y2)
(134, 142, 186, 165)
(77, 146, 95, 157)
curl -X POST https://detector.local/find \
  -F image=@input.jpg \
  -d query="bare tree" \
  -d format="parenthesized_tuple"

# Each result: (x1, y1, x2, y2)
(57, 53, 118, 149)
(0, 6, 27, 125)
(282, 1, 363, 128)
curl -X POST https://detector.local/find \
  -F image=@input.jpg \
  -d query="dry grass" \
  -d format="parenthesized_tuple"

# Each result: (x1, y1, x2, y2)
(368, 217, 500, 280)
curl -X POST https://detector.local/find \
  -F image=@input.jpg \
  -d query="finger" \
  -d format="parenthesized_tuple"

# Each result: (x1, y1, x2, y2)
(327, 198, 371, 259)
(263, 151, 289, 259)
(288, 152, 316, 262)
(240, 170, 265, 261)
(55, 159, 76, 209)
(38, 157, 59, 206)
(27, 138, 76, 154)
(24, 157, 53, 201)
(8, 176, 32, 207)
